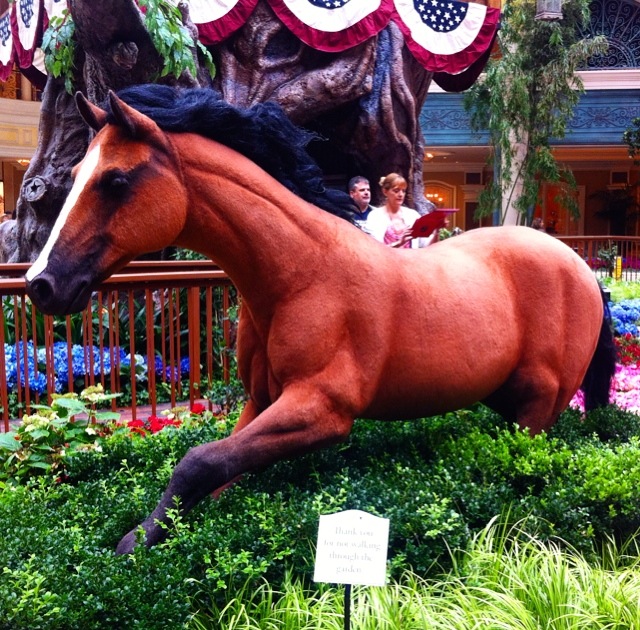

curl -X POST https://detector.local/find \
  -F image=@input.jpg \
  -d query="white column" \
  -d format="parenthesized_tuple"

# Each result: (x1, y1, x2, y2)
(20, 74, 31, 101)
(501, 129, 528, 225)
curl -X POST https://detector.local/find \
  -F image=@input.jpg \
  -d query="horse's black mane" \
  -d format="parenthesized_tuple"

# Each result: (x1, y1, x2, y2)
(107, 84, 356, 222)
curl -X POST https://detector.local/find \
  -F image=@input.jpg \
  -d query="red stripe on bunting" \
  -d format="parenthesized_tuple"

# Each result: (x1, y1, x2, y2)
(392, 0, 500, 74)
(266, 0, 394, 53)
(11, 0, 44, 70)
(192, 0, 261, 46)
(432, 29, 497, 92)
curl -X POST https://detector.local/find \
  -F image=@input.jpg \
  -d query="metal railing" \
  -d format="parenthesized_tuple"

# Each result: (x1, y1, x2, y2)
(0, 261, 235, 430)
(556, 236, 640, 281)
(1, 235, 638, 430)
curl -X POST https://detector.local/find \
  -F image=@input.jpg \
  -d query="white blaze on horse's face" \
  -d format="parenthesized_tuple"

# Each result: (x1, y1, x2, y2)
(26, 143, 102, 282)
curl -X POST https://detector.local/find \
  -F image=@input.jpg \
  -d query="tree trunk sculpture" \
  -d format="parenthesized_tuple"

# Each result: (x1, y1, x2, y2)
(1, 0, 435, 262)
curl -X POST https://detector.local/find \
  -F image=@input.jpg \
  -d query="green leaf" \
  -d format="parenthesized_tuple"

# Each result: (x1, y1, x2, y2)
(27, 461, 51, 470)
(0, 432, 20, 451)
(29, 429, 50, 440)
(95, 412, 121, 422)
(52, 398, 87, 413)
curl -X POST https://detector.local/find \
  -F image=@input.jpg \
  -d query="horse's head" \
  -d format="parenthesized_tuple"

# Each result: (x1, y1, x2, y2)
(25, 91, 188, 315)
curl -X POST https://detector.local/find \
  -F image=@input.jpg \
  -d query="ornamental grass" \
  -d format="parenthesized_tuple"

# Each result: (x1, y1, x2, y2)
(189, 521, 640, 629)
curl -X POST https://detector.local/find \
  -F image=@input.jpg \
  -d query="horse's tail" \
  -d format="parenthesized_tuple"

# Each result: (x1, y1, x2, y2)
(580, 286, 617, 411)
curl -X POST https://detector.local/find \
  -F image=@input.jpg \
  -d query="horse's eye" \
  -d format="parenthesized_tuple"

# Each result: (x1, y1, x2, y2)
(101, 170, 129, 192)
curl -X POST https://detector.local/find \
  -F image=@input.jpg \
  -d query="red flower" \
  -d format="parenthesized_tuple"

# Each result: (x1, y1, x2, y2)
(127, 418, 148, 436)
(148, 415, 164, 433)
(615, 335, 640, 366)
(125, 414, 183, 436)
(191, 403, 207, 415)
(147, 415, 182, 434)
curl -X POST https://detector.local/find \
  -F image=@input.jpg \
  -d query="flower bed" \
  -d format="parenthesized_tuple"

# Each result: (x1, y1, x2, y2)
(609, 299, 640, 336)
(571, 298, 640, 414)
(3, 340, 190, 394)
(0, 386, 213, 483)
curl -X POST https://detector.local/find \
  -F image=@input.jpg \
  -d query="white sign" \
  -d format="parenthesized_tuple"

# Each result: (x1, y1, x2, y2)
(313, 509, 389, 586)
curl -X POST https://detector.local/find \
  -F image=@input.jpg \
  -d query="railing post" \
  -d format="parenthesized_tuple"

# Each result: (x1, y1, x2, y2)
(0, 304, 7, 431)
(128, 293, 137, 422)
(146, 289, 157, 418)
(188, 287, 201, 407)
(223, 286, 230, 384)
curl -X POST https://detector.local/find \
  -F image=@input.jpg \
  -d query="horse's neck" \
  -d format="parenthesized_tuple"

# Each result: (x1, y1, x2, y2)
(172, 134, 346, 307)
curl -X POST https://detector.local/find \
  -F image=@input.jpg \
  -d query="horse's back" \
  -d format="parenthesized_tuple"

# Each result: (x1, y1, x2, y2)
(421, 226, 599, 306)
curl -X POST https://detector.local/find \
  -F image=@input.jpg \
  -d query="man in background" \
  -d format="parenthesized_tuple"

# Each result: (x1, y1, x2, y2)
(348, 176, 374, 232)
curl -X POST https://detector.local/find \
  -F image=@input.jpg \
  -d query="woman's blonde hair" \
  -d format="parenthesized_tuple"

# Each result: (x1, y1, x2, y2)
(378, 173, 407, 191)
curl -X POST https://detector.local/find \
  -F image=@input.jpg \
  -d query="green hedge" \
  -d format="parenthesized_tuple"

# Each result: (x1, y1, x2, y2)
(1, 404, 640, 627)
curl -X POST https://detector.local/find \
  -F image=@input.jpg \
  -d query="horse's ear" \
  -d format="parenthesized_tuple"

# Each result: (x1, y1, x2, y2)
(75, 92, 108, 131)
(107, 90, 142, 138)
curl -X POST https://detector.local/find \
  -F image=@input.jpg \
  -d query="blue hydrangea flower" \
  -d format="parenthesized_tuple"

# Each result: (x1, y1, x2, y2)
(611, 299, 640, 336)
(2, 339, 193, 396)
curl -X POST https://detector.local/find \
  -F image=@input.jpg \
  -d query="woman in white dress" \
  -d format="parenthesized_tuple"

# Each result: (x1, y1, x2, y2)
(365, 173, 435, 248)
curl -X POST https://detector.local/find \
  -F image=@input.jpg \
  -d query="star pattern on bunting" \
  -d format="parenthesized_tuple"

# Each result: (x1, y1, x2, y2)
(0, 15, 10, 46)
(418, 0, 467, 32)
(308, 0, 351, 7)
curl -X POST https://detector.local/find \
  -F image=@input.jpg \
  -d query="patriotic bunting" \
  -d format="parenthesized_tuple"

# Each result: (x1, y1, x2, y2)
(0, 10, 14, 83)
(189, 0, 499, 73)
(190, 0, 260, 46)
(266, 0, 394, 52)
(432, 32, 496, 92)
(0, 0, 501, 89)
(11, 0, 44, 70)
(393, 0, 500, 74)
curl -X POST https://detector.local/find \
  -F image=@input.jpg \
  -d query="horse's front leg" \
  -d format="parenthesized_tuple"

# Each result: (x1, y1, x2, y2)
(210, 398, 262, 498)
(115, 385, 355, 553)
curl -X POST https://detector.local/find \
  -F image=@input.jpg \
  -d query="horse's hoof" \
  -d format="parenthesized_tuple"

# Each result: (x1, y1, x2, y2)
(115, 530, 137, 555)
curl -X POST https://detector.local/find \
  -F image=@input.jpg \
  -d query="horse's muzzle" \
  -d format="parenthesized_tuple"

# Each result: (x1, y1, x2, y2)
(26, 271, 91, 316)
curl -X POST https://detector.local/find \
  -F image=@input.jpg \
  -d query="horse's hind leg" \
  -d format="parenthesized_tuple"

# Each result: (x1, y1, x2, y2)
(483, 366, 574, 435)
(115, 385, 354, 554)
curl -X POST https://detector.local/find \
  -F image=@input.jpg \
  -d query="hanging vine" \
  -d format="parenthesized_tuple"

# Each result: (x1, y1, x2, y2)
(137, 0, 215, 80)
(624, 118, 640, 164)
(463, 0, 607, 224)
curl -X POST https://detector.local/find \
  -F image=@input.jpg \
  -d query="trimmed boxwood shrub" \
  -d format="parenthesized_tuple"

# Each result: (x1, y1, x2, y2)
(2, 403, 640, 627)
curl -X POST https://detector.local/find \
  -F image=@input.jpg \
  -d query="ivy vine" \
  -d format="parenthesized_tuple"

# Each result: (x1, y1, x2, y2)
(41, 0, 215, 94)
(41, 9, 76, 94)
(624, 118, 640, 164)
(138, 0, 215, 81)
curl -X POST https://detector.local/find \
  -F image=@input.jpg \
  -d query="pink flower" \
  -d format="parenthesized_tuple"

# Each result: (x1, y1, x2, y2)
(570, 363, 640, 414)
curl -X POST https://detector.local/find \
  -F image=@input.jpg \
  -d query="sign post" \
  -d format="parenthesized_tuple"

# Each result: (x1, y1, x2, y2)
(314, 510, 390, 630)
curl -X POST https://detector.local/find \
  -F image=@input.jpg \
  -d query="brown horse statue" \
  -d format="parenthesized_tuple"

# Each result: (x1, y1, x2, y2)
(24, 86, 616, 554)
